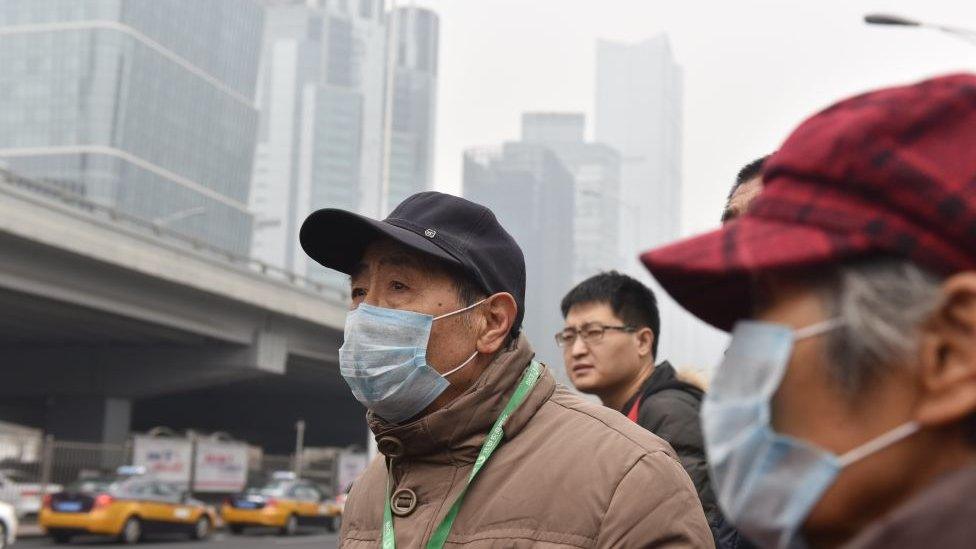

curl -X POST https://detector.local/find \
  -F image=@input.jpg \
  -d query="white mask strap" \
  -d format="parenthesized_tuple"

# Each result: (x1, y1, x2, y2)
(433, 298, 488, 322)
(794, 317, 844, 341)
(442, 351, 479, 378)
(838, 421, 920, 467)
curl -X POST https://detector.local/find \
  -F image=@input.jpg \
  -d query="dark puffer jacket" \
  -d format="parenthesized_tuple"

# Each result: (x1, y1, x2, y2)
(622, 362, 714, 518)
(622, 362, 757, 549)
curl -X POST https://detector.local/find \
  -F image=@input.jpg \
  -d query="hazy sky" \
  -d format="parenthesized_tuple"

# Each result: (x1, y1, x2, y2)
(410, 0, 976, 237)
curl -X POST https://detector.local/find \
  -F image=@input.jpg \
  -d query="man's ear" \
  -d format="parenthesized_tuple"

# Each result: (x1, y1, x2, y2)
(915, 273, 976, 428)
(477, 293, 517, 354)
(635, 327, 655, 360)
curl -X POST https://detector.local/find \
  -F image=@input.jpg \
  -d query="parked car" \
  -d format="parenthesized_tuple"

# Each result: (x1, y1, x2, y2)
(222, 471, 339, 535)
(0, 500, 17, 548)
(0, 469, 62, 519)
(40, 468, 216, 544)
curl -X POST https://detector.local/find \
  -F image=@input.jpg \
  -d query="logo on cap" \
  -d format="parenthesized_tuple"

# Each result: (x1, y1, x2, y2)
(424, 229, 437, 238)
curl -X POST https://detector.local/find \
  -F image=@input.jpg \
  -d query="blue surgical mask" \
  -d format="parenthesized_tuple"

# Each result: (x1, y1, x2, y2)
(338, 299, 486, 424)
(703, 319, 920, 549)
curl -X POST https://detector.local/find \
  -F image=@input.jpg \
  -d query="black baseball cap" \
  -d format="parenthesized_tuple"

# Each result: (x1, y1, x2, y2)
(300, 192, 526, 335)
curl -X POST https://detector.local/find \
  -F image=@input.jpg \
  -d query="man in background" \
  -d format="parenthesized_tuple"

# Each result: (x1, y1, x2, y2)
(721, 155, 769, 223)
(558, 272, 717, 524)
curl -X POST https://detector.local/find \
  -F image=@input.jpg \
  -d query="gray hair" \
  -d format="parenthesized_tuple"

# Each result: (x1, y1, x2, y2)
(815, 256, 943, 394)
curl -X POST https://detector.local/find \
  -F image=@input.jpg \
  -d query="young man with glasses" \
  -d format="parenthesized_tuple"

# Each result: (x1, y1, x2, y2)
(558, 271, 720, 532)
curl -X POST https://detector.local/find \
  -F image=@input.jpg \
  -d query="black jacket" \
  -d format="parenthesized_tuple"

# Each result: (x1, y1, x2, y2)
(621, 362, 715, 519)
(622, 362, 757, 549)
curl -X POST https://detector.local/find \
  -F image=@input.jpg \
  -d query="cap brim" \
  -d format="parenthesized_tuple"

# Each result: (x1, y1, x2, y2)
(300, 209, 462, 275)
(640, 216, 871, 332)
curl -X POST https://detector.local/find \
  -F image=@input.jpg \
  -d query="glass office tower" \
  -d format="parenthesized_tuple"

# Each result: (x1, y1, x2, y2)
(0, 0, 263, 255)
(385, 6, 438, 209)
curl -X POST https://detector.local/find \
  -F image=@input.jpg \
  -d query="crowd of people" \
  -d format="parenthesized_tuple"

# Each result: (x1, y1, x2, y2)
(298, 72, 976, 548)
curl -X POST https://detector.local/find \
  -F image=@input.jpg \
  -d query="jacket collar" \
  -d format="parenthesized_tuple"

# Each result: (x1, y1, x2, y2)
(367, 334, 556, 465)
(621, 361, 702, 413)
(844, 463, 976, 548)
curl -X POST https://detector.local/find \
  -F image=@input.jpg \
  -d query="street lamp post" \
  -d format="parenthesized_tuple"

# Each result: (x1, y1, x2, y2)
(294, 419, 306, 478)
(865, 13, 976, 47)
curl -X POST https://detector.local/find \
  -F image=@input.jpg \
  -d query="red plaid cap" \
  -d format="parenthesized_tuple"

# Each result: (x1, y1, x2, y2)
(641, 73, 976, 331)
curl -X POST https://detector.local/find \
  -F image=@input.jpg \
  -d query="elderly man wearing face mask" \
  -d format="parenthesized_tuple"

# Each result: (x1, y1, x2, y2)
(642, 73, 976, 549)
(300, 192, 712, 548)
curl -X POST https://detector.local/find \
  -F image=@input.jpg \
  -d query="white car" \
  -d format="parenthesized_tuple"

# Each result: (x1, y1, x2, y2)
(0, 500, 17, 548)
(0, 470, 61, 519)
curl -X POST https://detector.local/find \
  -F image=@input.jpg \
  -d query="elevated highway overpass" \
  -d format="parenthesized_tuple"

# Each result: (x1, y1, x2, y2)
(0, 170, 364, 452)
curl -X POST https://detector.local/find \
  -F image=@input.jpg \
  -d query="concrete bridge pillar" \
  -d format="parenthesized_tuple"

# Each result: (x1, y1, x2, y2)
(46, 396, 132, 445)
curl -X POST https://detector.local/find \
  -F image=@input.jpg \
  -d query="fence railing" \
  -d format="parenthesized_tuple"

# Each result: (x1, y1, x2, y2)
(0, 437, 133, 518)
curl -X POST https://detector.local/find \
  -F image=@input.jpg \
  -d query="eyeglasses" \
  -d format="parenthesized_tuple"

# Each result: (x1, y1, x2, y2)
(555, 323, 636, 348)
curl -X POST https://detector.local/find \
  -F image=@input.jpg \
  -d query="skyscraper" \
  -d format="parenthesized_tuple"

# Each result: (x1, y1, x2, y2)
(463, 144, 575, 385)
(0, 0, 264, 255)
(596, 35, 682, 257)
(249, 2, 438, 288)
(521, 112, 621, 283)
(383, 6, 438, 211)
(595, 35, 727, 372)
(250, 0, 386, 279)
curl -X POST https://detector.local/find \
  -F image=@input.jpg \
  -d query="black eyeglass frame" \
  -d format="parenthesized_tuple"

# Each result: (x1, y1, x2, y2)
(554, 323, 637, 348)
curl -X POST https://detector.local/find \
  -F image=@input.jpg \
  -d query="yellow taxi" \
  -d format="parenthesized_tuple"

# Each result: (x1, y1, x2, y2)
(222, 472, 340, 535)
(40, 467, 216, 544)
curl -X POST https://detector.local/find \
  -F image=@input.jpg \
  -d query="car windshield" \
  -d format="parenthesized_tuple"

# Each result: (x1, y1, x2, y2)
(247, 480, 291, 497)
(67, 477, 117, 494)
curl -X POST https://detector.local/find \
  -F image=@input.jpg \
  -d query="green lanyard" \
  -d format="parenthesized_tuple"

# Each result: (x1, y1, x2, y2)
(382, 360, 543, 549)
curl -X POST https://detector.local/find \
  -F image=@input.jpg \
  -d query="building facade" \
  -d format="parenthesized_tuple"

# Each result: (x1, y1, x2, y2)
(521, 112, 621, 283)
(595, 35, 727, 372)
(596, 35, 682, 259)
(383, 6, 438, 212)
(0, 0, 264, 255)
(250, 2, 438, 289)
(250, 0, 386, 281)
(463, 144, 575, 386)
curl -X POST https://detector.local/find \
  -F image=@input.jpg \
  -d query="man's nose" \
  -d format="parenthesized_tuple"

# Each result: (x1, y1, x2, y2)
(362, 284, 381, 307)
(570, 336, 589, 358)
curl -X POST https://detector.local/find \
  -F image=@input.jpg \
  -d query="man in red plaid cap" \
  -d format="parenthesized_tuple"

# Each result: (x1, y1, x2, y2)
(642, 73, 976, 549)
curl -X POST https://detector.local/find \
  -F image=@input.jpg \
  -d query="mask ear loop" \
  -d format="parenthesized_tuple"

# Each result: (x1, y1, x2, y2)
(837, 421, 920, 467)
(794, 317, 845, 341)
(442, 351, 479, 378)
(792, 317, 921, 467)
(433, 298, 489, 321)
(434, 299, 488, 378)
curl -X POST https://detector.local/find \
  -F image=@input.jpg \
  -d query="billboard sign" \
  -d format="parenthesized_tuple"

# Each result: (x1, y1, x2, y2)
(132, 436, 192, 484)
(193, 440, 249, 492)
(133, 435, 249, 492)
